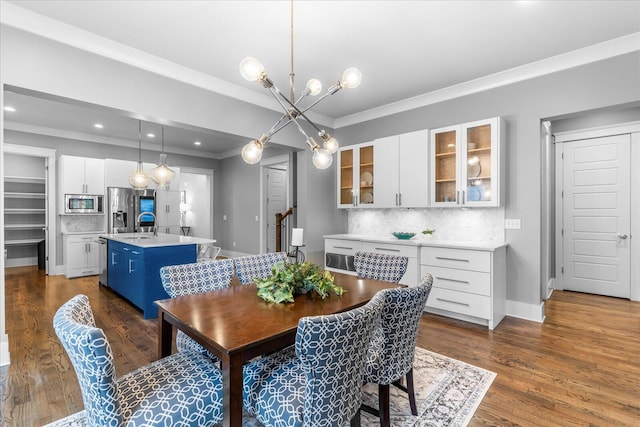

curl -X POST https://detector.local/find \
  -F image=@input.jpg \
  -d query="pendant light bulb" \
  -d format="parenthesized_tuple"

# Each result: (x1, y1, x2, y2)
(340, 67, 362, 89)
(151, 126, 175, 186)
(305, 78, 322, 96)
(239, 57, 266, 82)
(312, 147, 333, 169)
(241, 136, 266, 164)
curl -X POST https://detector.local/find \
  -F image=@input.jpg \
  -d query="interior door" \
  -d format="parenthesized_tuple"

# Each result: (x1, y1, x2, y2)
(561, 134, 631, 298)
(266, 167, 287, 253)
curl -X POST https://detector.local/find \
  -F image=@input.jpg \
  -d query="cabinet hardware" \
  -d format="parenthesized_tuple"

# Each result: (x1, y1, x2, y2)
(111, 253, 116, 265)
(617, 233, 628, 240)
(456, 190, 460, 205)
(375, 247, 401, 252)
(435, 256, 469, 262)
(395, 193, 398, 206)
(436, 298, 470, 307)
(398, 193, 402, 206)
(462, 190, 466, 204)
(436, 277, 469, 284)
(128, 259, 134, 273)
(123, 247, 130, 252)
(132, 251, 141, 255)
(82, 270, 93, 274)
(333, 246, 353, 250)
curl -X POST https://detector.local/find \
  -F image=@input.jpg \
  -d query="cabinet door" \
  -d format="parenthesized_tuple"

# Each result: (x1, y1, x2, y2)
(337, 147, 357, 208)
(66, 240, 87, 270)
(156, 190, 181, 227)
(84, 158, 105, 195)
(108, 244, 124, 292)
(398, 130, 429, 207)
(86, 240, 100, 269)
(105, 159, 138, 189)
(462, 117, 501, 207)
(373, 136, 399, 208)
(59, 156, 86, 194)
(357, 143, 375, 207)
(430, 125, 460, 206)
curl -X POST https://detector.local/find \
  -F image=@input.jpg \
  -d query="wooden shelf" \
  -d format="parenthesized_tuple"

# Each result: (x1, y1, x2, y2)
(436, 178, 456, 183)
(4, 209, 46, 214)
(359, 162, 374, 167)
(5, 224, 46, 230)
(4, 192, 46, 199)
(340, 165, 353, 169)
(4, 176, 46, 184)
(435, 151, 456, 157)
(4, 239, 43, 246)
(468, 147, 491, 153)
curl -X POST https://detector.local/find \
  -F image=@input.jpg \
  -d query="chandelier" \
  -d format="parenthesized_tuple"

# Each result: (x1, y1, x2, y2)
(239, 0, 362, 169)
(150, 125, 175, 187)
(129, 120, 151, 190)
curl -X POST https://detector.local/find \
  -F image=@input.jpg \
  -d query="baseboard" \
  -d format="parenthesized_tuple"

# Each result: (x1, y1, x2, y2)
(506, 299, 545, 323)
(0, 335, 10, 367)
(547, 278, 555, 299)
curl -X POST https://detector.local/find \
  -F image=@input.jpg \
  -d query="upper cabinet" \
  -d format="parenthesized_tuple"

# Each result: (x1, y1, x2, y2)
(337, 142, 375, 208)
(59, 155, 105, 195)
(374, 130, 429, 208)
(431, 117, 503, 207)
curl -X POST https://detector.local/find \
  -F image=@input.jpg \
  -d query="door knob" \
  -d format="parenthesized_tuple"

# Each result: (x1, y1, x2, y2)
(617, 233, 628, 240)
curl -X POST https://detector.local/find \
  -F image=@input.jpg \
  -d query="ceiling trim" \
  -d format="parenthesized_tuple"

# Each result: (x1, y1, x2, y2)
(335, 32, 640, 128)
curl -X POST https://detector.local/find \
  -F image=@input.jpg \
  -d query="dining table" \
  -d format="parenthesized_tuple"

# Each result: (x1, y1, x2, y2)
(155, 271, 399, 427)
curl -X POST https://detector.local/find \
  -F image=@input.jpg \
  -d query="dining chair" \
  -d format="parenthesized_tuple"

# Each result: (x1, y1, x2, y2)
(53, 294, 223, 426)
(361, 273, 434, 426)
(159, 258, 234, 359)
(242, 292, 385, 427)
(354, 251, 409, 283)
(233, 251, 287, 284)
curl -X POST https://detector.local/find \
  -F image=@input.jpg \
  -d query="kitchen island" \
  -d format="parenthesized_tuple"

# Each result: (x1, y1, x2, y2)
(101, 233, 216, 319)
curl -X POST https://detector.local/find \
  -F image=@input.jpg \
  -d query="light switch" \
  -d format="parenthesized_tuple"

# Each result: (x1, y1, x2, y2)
(505, 219, 521, 229)
(255, 215, 259, 221)
(223, 215, 227, 221)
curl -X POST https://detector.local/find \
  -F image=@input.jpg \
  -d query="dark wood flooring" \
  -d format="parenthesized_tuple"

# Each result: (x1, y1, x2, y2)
(1, 266, 639, 426)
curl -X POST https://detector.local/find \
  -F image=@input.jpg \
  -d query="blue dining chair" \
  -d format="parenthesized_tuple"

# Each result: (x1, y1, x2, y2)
(159, 258, 235, 359)
(53, 294, 223, 426)
(354, 251, 409, 283)
(233, 252, 287, 284)
(361, 273, 434, 426)
(242, 292, 385, 427)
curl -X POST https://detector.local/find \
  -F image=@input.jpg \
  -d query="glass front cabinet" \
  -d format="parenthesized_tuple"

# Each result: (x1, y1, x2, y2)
(337, 142, 375, 208)
(430, 117, 503, 207)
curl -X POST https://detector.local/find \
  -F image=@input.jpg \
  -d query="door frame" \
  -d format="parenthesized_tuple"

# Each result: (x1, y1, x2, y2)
(179, 167, 215, 240)
(553, 121, 640, 301)
(259, 154, 294, 254)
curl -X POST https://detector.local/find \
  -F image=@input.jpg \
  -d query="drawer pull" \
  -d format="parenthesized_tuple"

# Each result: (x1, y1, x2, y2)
(333, 246, 353, 250)
(375, 247, 401, 252)
(435, 256, 469, 262)
(436, 277, 470, 284)
(436, 298, 470, 307)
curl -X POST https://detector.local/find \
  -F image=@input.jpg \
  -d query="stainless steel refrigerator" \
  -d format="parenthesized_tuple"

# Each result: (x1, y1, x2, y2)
(107, 187, 156, 233)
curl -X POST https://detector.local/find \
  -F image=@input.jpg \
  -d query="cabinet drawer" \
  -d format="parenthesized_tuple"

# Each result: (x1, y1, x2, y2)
(361, 242, 418, 258)
(422, 265, 490, 296)
(325, 239, 361, 256)
(426, 287, 490, 319)
(421, 247, 490, 272)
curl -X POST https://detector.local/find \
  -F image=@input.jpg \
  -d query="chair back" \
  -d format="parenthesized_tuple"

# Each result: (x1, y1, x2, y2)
(53, 294, 123, 426)
(295, 292, 384, 426)
(364, 273, 433, 384)
(160, 258, 234, 297)
(354, 251, 409, 283)
(233, 252, 287, 284)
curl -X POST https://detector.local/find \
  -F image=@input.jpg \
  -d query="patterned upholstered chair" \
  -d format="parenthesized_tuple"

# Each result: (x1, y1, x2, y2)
(53, 294, 223, 426)
(159, 258, 235, 359)
(354, 251, 409, 283)
(361, 273, 434, 426)
(242, 292, 385, 427)
(233, 252, 287, 284)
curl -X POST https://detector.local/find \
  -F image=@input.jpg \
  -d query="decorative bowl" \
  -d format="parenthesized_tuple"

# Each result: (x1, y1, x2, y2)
(392, 232, 416, 240)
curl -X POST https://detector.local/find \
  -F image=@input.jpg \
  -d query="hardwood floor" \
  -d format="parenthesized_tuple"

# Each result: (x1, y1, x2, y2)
(1, 266, 639, 426)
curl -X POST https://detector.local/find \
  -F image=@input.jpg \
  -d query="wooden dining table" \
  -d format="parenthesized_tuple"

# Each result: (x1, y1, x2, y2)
(155, 271, 399, 427)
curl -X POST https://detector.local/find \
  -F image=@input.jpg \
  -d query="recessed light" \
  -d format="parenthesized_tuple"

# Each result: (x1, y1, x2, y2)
(194, 141, 202, 146)
(147, 133, 155, 138)
(4, 106, 16, 112)
(93, 123, 104, 129)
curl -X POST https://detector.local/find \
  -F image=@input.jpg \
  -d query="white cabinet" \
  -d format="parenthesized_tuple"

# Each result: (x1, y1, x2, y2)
(337, 142, 375, 208)
(64, 233, 101, 278)
(156, 190, 181, 234)
(59, 155, 105, 195)
(430, 117, 503, 207)
(374, 130, 429, 208)
(105, 159, 137, 189)
(360, 241, 419, 287)
(420, 244, 506, 329)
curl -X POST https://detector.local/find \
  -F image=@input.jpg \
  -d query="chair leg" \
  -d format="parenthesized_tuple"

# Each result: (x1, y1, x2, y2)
(379, 383, 391, 427)
(406, 368, 418, 416)
(350, 407, 361, 427)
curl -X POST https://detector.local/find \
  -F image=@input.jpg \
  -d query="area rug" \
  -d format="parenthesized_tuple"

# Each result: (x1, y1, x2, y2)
(44, 347, 495, 427)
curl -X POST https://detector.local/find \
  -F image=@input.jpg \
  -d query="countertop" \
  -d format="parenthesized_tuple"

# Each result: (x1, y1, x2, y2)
(323, 233, 508, 251)
(100, 232, 216, 248)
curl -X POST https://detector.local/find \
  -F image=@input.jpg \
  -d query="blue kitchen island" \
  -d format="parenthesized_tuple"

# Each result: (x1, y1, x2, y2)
(101, 233, 216, 319)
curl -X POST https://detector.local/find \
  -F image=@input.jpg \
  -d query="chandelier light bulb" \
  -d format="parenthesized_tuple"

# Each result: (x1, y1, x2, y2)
(241, 139, 264, 164)
(323, 136, 339, 154)
(312, 148, 333, 169)
(239, 56, 266, 82)
(305, 78, 322, 96)
(340, 67, 362, 89)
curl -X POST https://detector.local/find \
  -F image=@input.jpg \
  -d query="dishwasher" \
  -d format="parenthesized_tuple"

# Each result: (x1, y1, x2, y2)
(97, 237, 108, 286)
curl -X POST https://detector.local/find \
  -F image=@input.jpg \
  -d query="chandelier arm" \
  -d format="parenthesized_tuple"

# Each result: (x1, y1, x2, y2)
(268, 117, 294, 138)
(271, 84, 324, 134)
(267, 114, 290, 136)
(298, 88, 339, 115)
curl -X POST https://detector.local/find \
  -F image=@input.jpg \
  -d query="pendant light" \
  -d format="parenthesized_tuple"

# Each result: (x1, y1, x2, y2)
(150, 125, 175, 187)
(129, 120, 151, 190)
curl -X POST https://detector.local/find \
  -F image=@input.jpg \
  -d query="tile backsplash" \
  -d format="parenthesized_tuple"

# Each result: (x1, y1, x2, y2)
(60, 215, 106, 233)
(348, 208, 505, 243)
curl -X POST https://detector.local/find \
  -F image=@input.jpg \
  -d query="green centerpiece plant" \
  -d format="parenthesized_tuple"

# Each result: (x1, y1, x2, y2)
(255, 261, 344, 304)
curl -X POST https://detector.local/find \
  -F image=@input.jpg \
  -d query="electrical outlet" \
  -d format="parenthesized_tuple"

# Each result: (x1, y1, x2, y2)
(233, 241, 236, 248)
(255, 215, 259, 221)
(223, 214, 227, 221)
(505, 219, 521, 229)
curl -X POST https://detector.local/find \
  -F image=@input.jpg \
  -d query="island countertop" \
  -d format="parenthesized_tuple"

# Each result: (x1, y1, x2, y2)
(100, 232, 216, 248)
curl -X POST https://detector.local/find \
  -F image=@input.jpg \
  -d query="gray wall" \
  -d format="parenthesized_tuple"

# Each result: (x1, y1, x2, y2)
(336, 52, 640, 306)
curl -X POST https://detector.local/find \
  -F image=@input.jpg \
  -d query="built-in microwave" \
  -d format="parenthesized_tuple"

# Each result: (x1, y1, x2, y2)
(64, 194, 104, 214)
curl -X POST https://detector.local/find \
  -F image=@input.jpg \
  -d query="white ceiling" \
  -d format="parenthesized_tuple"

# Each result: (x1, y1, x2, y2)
(2, 0, 639, 158)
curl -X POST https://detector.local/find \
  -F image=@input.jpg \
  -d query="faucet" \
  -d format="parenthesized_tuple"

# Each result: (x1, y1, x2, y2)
(136, 211, 158, 237)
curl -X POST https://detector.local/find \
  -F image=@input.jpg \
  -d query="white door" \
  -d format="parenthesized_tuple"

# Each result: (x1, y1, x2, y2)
(266, 167, 287, 253)
(562, 134, 631, 298)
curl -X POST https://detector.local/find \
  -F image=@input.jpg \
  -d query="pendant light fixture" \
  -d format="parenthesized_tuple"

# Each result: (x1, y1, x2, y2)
(239, 0, 362, 169)
(150, 125, 175, 187)
(129, 120, 151, 190)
